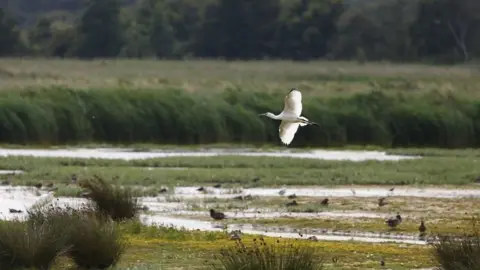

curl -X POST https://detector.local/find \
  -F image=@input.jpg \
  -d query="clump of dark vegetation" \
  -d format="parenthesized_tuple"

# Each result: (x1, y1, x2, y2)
(79, 176, 140, 221)
(0, 220, 68, 270)
(67, 214, 127, 269)
(210, 237, 325, 270)
(432, 220, 480, 270)
(0, 181, 131, 270)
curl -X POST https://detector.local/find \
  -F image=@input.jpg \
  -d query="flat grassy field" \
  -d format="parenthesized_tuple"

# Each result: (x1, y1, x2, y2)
(2, 148, 480, 191)
(0, 58, 478, 96)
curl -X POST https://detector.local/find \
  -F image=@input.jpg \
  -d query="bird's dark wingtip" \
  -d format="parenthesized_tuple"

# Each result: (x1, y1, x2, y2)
(289, 88, 297, 93)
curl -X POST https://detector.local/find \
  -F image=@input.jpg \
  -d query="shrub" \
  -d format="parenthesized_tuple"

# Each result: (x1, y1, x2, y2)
(0, 220, 68, 270)
(25, 198, 127, 269)
(80, 176, 140, 221)
(27, 199, 96, 226)
(432, 221, 480, 270)
(209, 237, 325, 270)
(68, 215, 127, 269)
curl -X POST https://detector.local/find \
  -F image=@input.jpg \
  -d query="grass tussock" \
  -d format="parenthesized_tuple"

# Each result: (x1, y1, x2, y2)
(210, 237, 325, 270)
(68, 215, 127, 269)
(79, 176, 140, 221)
(22, 197, 128, 269)
(0, 220, 68, 270)
(433, 220, 480, 270)
(1, 87, 480, 148)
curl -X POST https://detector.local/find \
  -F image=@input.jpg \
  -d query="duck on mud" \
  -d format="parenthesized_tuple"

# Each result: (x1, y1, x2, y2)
(209, 209, 226, 220)
(419, 219, 427, 234)
(378, 197, 388, 207)
(321, 198, 329, 206)
(386, 213, 402, 229)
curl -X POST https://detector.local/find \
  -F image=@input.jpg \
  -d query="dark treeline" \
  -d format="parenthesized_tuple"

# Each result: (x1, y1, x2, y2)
(0, 87, 479, 148)
(1, 0, 479, 63)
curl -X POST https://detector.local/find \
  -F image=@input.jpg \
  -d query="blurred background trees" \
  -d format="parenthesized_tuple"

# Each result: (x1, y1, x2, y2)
(0, 0, 479, 63)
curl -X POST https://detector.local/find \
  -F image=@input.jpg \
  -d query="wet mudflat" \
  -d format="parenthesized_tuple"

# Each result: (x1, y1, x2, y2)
(0, 147, 418, 161)
(0, 184, 476, 248)
(0, 147, 474, 269)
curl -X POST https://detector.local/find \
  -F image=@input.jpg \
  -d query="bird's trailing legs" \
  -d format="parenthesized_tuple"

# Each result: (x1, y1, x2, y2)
(298, 117, 320, 127)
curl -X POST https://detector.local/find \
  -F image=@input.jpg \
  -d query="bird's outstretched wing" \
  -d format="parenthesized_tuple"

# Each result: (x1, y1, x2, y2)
(279, 121, 300, 146)
(283, 89, 303, 117)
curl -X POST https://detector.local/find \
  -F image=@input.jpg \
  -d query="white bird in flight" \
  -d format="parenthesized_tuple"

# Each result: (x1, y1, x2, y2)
(258, 88, 319, 146)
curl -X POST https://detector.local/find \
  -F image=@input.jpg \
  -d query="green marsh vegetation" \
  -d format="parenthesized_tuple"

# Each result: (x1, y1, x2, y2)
(0, 205, 127, 269)
(0, 176, 139, 269)
(1, 153, 480, 188)
(432, 220, 480, 270)
(210, 237, 325, 270)
(0, 60, 479, 148)
(79, 176, 140, 221)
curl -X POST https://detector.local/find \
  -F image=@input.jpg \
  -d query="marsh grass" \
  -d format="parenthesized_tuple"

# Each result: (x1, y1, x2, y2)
(6, 155, 480, 187)
(1, 85, 480, 148)
(79, 176, 140, 221)
(68, 215, 127, 269)
(210, 237, 325, 270)
(0, 220, 68, 270)
(122, 219, 224, 241)
(25, 199, 128, 269)
(432, 220, 480, 270)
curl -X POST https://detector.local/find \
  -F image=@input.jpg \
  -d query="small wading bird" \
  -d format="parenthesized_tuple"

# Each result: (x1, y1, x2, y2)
(258, 88, 320, 146)
(378, 197, 388, 207)
(321, 198, 329, 206)
(386, 213, 402, 229)
(209, 209, 226, 220)
(419, 219, 427, 234)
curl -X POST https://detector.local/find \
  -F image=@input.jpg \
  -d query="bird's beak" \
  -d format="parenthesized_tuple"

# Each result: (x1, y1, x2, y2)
(258, 113, 265, 117)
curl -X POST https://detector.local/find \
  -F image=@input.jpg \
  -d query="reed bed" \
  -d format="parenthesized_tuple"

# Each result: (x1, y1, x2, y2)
(0, 87, 479, 148)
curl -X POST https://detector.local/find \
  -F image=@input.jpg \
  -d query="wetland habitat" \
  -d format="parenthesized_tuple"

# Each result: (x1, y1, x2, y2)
(0, 59, 480, 269)
(0, 146, 480, 269)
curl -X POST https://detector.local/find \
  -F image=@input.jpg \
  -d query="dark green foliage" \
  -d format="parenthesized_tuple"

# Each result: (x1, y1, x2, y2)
(432, 221, 480, 270)
(75, 0, 124, 58)
(0, 180, 130, 270)
(0, 8, 20, 56)
(29, 17, 54, 55)
(0, 220, 68, 270)
(67, 214, 127, 269)
(4, 0, 480, 62)
(1, 87, 480, 148)
(79, 176, 140, 221)
(26, 200, 127, 269)
(209, 237, 325, 270)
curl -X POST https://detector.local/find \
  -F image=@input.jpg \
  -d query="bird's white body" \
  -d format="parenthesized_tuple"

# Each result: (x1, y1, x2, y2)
(259, 89, 318, 146)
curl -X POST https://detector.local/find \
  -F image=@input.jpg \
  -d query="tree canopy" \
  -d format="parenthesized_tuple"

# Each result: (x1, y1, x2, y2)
(0, 0, 479, 63)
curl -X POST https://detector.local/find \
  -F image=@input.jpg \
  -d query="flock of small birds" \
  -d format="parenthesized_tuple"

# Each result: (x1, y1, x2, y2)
(206, 186, 428, 243)
(3, 172, 428, 268)
(205, 185, 429, 268)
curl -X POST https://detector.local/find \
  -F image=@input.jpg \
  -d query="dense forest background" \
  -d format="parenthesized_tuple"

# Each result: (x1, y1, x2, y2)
(0, 0, 479, 63)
